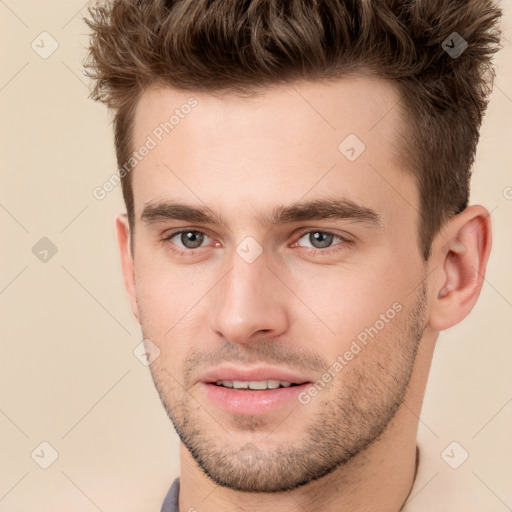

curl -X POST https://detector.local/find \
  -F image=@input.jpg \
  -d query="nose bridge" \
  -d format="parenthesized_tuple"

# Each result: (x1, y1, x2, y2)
(209, 244, 289, 344)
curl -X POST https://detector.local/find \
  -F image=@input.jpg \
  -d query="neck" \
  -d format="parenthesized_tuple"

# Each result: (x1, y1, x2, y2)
(178, 334, 435, 512)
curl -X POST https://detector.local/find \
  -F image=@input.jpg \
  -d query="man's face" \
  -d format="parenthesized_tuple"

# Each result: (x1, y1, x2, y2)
(125, 76, 429, 492)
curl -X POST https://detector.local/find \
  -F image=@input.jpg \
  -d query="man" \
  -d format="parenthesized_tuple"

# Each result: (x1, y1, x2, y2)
(85, 0, 502, 510)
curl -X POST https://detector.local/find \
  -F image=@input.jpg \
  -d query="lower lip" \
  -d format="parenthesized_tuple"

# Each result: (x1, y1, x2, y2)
(200, 382, 309, 415)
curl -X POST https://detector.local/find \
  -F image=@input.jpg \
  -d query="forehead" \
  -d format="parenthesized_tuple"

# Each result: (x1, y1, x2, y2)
(130, 76, 418, 231)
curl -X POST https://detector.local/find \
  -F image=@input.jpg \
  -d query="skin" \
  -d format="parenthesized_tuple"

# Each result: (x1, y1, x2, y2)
(115, 76, 491, 511)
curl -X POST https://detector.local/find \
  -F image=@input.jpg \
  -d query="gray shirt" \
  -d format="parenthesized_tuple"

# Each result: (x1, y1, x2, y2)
(160, 477, 180, 512)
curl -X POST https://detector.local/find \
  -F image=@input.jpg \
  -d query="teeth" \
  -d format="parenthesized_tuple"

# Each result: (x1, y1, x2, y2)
(214, 380, 295, 389)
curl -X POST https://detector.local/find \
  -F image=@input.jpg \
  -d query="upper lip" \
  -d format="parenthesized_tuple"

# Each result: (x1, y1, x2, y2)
(199, 365, 312, 385)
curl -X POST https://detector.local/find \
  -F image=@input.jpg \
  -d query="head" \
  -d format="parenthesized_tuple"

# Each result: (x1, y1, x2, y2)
(85, 0, 500, 493)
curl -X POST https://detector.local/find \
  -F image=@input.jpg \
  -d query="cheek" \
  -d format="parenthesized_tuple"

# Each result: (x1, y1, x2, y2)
(135, 244, 202, 306)
(133, 255, 197, 342)
(287, 259, 412, 352)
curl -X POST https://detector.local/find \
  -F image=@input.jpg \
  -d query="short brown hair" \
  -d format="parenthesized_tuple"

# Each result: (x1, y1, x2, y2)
(84, 0, 502, 260)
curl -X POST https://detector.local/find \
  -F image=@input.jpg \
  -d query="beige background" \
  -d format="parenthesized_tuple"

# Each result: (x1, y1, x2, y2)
(0, 1, 511, 511)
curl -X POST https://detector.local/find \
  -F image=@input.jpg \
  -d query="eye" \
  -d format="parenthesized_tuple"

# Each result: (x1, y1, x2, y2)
(293, 230, 352, 254)
(164, 229, 212, 250)
(162, 228, 353, 257)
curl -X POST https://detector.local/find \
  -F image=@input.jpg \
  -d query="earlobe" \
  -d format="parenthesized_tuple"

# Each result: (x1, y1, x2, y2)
(114, 213, 140, 323)
(428, 205, 492, 332)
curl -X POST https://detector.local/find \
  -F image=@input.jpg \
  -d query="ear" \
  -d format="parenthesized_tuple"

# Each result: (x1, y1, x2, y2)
(115, 213, 140, 323)
(428, 205, 492, 331)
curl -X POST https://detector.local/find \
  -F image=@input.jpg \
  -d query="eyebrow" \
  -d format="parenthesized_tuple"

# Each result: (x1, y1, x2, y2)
(140, 198, 381, 228)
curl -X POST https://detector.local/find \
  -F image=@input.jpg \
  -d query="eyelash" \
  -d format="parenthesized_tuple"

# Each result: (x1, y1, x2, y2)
(162, 228, 353, 257)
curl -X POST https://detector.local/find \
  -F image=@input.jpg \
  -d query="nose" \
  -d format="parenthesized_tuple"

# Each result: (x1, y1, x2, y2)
(208, 248, 290, 346)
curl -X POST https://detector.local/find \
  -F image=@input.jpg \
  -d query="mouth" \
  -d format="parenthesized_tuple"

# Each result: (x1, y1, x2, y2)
(198, 367, 312, 415)
(209, 380, 301, 390)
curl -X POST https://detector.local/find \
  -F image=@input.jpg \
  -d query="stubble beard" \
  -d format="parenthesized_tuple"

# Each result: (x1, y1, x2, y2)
(146, 283, 427, 493)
